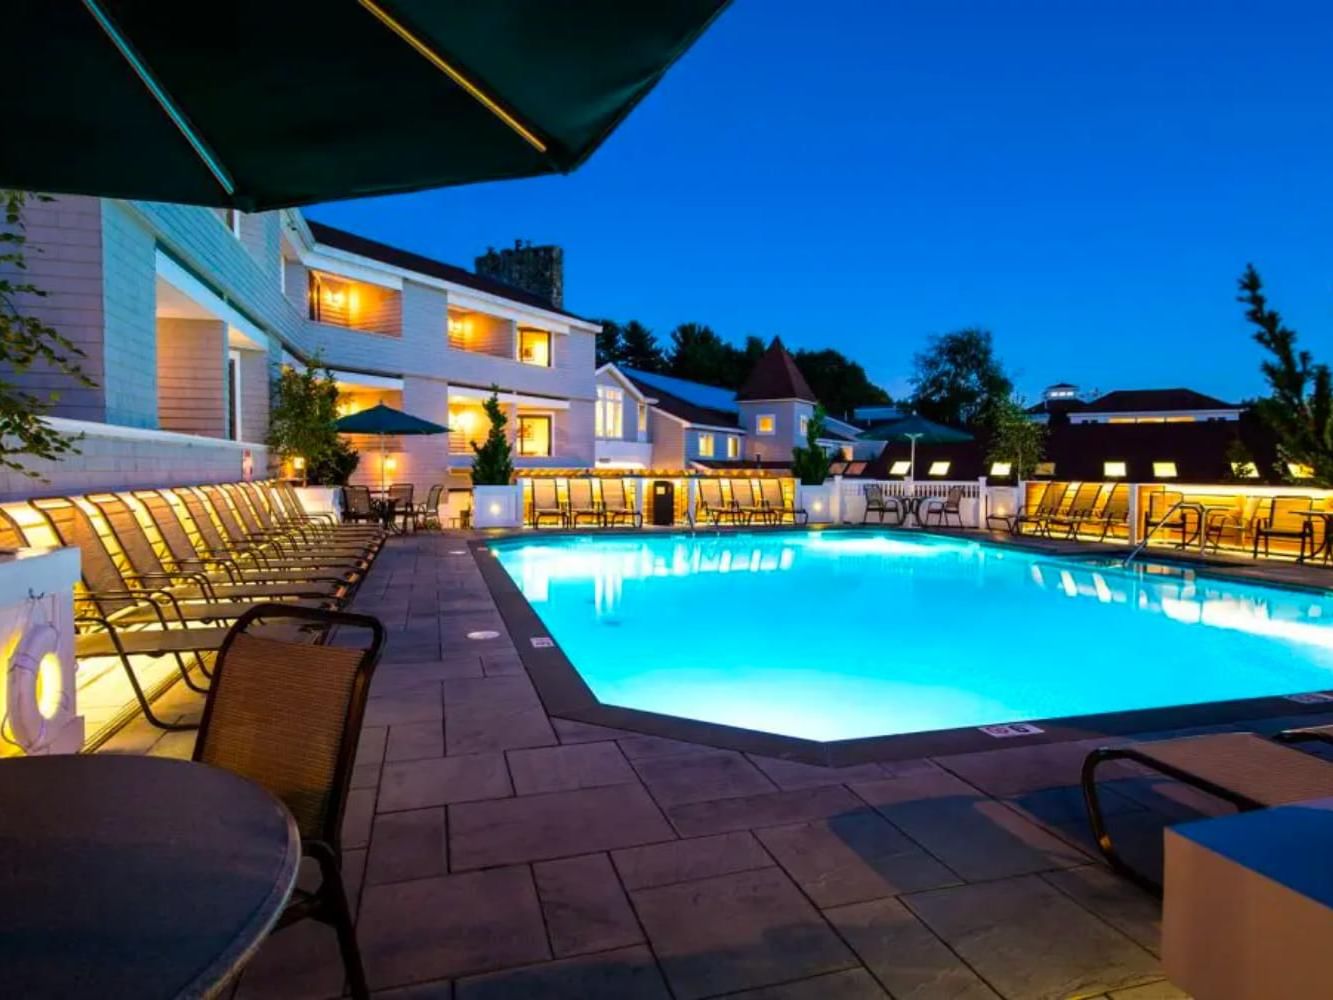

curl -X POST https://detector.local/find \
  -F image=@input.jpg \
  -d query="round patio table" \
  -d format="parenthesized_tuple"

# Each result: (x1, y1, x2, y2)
(898, 495, 925, 526)
(0, 754, 299, 999)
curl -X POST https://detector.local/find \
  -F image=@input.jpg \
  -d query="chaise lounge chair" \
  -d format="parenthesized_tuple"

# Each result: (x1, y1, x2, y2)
(566, 478, 605, 527)
(529, 479, 567, 528)
(1007, 481, 1069, 536)
(601, 479, 643, 528)
(695, 479, 743, 526)
(728, 479, 768, 525)
(759, 478, 808, 525)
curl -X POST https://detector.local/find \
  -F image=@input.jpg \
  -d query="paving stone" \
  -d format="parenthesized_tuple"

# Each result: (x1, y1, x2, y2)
(479, 651, 526, 676)
(666, 785, 867, 838)
(631, 866, 856, 999)
(371, 979, 454, 998)
(445, 702, 558, 755)
(934, 738, 1134, 798)
(342, 787, 377, 850)
(450, 783, 675, 869)
(367, 808, 447, 885)
(756, 809, 960, 908)
(824, 896, 1000, 1000)
(551, 717, 638, 744)
(534, 853, 643, 956)
(747, 755, 898, 790)
(852, 771, 1088, 880)
(613, 831, 772, 890)
(442, 675, 542, 709)
(904, 875, 1160, 1000)
(379, 754, 512, 812)
(507, 742, 637, 795)
(374, 658, 484, 684)
(617, 733, 718, 760)
(633, 749, 777, 807)
(455, 945, 670, 1000)
(235, 916, 345, 999)
(1108, 981, 1190, 999)
(720, 968, 889, 999)
(1042, 865, 1163, 956)
(357, 726, 389, 766)
(359, 866, 549, 989)
(365, 691, 444, 727)
(386, 720, 445, 762)
(352, 761, 382, 790)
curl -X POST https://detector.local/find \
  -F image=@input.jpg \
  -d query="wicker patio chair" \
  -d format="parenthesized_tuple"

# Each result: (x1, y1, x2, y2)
(759, 477, 808, 525)
(385, 484, 415, 533)
(529, 479, 567, 528)
(862, 483, 902, 524)
(1083, 732, 1333, 892)
(566, 478, 605, 527)
(1252, 495, 1315, 561)
(413, 484, 444, 530)
(341, 486, 381, 529)
(921, 485, 966, 528)
(601, 479, 643, 528)
(193, 604, 385, 1000)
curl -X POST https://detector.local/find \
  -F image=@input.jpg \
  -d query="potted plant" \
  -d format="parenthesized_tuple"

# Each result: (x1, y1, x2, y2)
(470, 389, 522, 528)
(266, 358, 358, 518)
(791, 405, 837, 523)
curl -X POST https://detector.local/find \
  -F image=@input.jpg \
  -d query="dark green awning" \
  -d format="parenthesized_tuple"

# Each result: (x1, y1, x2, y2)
(7, 1, 728, 210)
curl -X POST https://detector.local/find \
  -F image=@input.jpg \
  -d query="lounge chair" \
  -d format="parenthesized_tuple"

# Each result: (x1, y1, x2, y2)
(529, 479, 567, 528)
(695, 479, 743, 526)
(1078, 483, 1130, 542)
(921, 486, 965, 528)
(194, 604, 384, 1000)
(728, 479, 767, 525)
(1044, 482, 1103, 539)
(601, 479, 643, 528)
(1141, 490, 1194, 548)
(238, 482, 385, 555)
(862, 483, 902, 525)
(1083, 730, 1333, 891)
(1009, 481, 1069, 536)
(1252, 495, 1315, 561)
(215, 484, 379, 561)
(759, 478, 807, 525)
(567, 478, 605, 527)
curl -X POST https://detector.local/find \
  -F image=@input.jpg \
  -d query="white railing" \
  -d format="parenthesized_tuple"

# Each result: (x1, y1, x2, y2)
(837, 478, 986, 528)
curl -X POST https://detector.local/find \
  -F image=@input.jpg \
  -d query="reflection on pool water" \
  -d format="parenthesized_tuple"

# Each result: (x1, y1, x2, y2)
(491, 531, 1333, 741)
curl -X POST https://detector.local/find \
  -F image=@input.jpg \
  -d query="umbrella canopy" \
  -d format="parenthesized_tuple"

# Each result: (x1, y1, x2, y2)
(860, 415, 973, 481)
(335, 403, 448, 493)
(334, 403, 447, 437)
(9, 1, 729, 210)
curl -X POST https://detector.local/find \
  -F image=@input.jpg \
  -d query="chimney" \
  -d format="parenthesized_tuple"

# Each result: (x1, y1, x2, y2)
(474, 239, 564, 310)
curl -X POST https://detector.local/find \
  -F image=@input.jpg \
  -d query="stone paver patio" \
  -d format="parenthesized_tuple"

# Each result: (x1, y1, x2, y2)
(100, 531, 1333, 999)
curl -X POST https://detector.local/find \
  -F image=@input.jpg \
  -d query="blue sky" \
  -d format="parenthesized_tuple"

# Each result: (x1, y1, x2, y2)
(308, 0, 1333, 403)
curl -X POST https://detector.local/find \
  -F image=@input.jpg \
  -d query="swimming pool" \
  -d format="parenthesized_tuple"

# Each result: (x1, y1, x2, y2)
(491, 531, 1333, 742)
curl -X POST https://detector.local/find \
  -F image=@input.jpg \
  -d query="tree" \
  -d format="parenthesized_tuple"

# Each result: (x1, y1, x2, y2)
(267, 359, 358, 484)
(793, 348, 892, 419)
(910, 328, 1012, 429)
(470, 388, 514, 485)
(0, 190, 96, 476)
(594, 318, 624, 368)
(618, 320, 665, 373)
(1239, 264, 1333, 485)
(667, 322, 738, 385)
(791, 405, 834, 485)
(985, 395, 1047, 479)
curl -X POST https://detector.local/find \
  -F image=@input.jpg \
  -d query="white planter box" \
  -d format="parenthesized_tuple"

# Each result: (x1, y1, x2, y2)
(472, 484, 523, 529)
(797, 481, 837, 524)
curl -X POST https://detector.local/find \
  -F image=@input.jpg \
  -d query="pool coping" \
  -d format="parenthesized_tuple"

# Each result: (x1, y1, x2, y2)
(470, 525, 1333, 766)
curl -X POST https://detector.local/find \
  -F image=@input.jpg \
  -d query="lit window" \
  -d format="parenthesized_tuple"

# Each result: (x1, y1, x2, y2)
(517, 415, 552, 457)
(1034, 462, 1055, 476)
(1231, 461, 1259, 479)
(1104, 461, 1127, 478)
(799, 415, 810, 437)
(1165, 416, 1196, 423)
(756, 414, 776, 435)
(928, 461, 951, 477)
(596, 386, 623, 439)
(519, 328, 552, 367)
(889, 460, 911, 476)
(697, 432, 715, 457)
(726, 436, 739, 459)
(989, 461, 1012, 477)
(447, 312, 468, 348)
(637, 403, 648, 436)
(1153, 461, 1178, 478)
(1288, 462, 1315, 479)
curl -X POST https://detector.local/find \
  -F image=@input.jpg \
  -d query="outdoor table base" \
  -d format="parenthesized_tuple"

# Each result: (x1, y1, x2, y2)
(0, 754, 299, 999)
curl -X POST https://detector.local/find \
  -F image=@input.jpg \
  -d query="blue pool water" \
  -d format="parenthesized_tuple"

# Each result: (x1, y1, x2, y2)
(491, 531, 1333, 741)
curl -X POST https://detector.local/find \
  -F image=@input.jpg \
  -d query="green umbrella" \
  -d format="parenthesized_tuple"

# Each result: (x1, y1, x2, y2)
(334, 403, 448, 493)
(8, 1, 729, 210)
(860, 414, 973, 481)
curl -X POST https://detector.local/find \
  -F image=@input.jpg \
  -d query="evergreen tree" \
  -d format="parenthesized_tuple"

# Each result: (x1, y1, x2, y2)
(618, 320, 665, 372)
(791, 405, 834, 485)
(1239, 264, 1333, 485)
(594, 318, 624, 368)
(667, 322, 737, 385)
(910, 328, 1012, 429)
(470, 389, 514, 485)
(793, 348, 893, 419)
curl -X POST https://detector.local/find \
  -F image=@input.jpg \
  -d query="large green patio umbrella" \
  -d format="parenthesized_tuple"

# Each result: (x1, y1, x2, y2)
(334, 403, 448, 493)
(7, 1, 729, 210)
(860, 414, 973, 481)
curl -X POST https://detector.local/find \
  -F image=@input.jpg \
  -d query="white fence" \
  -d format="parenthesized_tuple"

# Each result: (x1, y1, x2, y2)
(837, 478, 989, 528)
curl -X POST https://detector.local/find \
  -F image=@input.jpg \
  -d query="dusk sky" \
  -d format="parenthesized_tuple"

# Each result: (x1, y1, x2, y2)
(308, 0, 1333, 403)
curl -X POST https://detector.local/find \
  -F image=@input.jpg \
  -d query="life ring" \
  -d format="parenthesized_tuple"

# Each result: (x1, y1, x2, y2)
(7, 623, 62, 752)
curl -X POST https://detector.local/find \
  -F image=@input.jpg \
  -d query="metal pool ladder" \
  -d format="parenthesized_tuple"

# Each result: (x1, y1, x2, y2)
(1122, 499, 1188, 567)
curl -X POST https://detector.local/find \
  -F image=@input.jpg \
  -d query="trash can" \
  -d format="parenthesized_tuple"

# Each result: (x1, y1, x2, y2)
(650, 480, 675, 526)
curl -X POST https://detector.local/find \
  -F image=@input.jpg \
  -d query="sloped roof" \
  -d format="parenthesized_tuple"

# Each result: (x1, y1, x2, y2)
(736, 338, 816, 402)
(622, 368, 741, 429)
(306, 221, 588, 321)
(1081, 388, 1240, 413)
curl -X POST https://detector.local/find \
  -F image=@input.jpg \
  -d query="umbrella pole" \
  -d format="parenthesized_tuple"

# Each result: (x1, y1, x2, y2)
(380, 432, 387, 494)
(909, 435, 917, 485)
